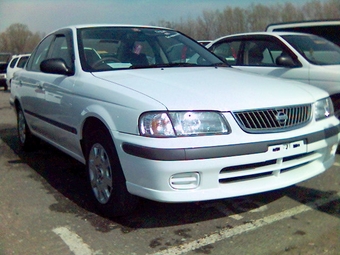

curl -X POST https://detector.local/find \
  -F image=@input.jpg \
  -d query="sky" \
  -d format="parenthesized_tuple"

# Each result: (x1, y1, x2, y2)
(0, 0, 327, 34)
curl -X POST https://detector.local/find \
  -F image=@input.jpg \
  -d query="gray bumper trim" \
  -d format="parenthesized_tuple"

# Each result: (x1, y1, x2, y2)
(122, 124, 340, 161)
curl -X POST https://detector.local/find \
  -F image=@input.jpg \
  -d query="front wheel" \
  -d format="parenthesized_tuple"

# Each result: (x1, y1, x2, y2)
(85, 129, 139, 217)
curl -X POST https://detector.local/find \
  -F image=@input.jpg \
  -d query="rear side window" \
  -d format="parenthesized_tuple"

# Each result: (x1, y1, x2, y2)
(9, 57, 19, 68)
(17, 56, 29, 68)
(26, 35, 54, 72)
(219, 39, 291, 67)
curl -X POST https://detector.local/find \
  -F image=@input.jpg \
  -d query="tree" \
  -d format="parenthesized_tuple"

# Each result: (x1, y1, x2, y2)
(217, 7, 246, 37)
(0, 23, 43, 54)
(323, 0, 340, 18)
(156, 0, 340, 40)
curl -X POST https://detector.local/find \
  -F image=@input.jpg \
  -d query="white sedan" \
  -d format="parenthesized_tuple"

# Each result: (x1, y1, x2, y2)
(207, 32, 340, 117)
(10, 25, 340, 216)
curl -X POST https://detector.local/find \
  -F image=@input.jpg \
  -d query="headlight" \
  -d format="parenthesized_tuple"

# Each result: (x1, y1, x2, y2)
(314, 97, 334, 121)
(139, 111, 230, 137)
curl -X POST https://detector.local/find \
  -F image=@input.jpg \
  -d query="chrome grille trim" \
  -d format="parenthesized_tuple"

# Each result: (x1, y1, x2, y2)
(233, 104, 312, 133)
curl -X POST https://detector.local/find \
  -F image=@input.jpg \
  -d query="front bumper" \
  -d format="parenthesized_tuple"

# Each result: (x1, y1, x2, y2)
(115, 122, 340, 203)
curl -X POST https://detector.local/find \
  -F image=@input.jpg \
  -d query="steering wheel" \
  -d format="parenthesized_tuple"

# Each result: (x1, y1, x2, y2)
(91, 57, 120, 69)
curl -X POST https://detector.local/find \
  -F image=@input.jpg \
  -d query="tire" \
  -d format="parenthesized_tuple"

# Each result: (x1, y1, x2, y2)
(85, 128, 139, 217)
(17, 105, 38, 151)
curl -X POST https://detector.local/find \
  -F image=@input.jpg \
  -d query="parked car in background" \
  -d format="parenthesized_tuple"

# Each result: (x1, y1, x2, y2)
(6, 54, 31, 89)
(0, 53, 12, 91)
(0, 63, 9, 90)
(0, 53, 11, 63)
(266, 20, 340, 46)
(207, 32, 340, 117)
(10, 25, 340, 216)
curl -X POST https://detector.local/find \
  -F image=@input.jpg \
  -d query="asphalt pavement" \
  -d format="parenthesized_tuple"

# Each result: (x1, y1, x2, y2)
(0, 89, 339, 255)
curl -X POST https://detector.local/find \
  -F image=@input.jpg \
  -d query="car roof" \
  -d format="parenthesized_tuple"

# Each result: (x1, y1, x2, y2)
(266, 19, 340, 31)
(50, 24, 171, 33)
(207, 31, 317, 46)
(220, 31, 316, 38)
(10, 53, 31, 58)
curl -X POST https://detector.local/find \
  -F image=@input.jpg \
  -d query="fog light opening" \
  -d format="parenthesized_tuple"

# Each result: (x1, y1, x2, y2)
(169, 172, 200, 190)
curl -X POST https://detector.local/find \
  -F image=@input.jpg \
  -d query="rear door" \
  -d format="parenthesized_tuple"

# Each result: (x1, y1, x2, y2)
(16, 34, 55, 134)
(16, 29, 79, 153)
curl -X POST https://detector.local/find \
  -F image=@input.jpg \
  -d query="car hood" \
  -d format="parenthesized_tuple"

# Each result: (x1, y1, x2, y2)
(312, 64, 340, 74)
(92, 67, 327, 111)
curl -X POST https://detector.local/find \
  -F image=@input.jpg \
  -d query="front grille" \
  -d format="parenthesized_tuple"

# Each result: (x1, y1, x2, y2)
(233, 104, 311, 133)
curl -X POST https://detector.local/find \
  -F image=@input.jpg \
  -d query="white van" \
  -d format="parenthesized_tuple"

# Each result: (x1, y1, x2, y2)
(266, 20, 340, 46)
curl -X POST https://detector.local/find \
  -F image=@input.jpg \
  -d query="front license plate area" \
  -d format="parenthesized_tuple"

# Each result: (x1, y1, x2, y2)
(269, 140, 306, 155)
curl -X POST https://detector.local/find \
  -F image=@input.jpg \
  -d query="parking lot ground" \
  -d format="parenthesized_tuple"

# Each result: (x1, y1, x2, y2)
(0, 90, 339, 255)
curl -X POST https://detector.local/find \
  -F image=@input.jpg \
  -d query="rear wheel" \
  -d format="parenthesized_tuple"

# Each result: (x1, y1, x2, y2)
(17, 105, 38, 150)
(85, 128, 139, 217)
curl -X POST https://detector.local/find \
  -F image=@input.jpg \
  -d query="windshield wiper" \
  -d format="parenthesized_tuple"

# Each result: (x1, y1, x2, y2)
(210, 62, 230, 67)
(148, 63, 199, 68)
(129, 62, 229, 69)
(127, 63, 198, 69)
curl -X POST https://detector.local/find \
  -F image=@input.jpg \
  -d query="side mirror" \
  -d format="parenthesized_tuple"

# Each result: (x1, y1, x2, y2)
(40, 58, 74, 75)
(276, 55, 296, 68)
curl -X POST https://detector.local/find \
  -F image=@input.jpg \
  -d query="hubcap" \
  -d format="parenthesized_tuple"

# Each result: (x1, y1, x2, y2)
(88, 143, 113, 204)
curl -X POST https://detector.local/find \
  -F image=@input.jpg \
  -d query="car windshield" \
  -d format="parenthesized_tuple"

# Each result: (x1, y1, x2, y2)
(282, 34, 340, 65)
(77, 27, 225, 72)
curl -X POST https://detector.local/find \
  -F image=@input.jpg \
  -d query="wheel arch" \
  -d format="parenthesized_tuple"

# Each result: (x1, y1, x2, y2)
(330, 93, 340, 118)
(79, 104, 119, 155)
(330, 93, 340, 105)
(80, 116, 115, 156)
